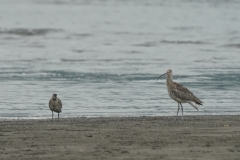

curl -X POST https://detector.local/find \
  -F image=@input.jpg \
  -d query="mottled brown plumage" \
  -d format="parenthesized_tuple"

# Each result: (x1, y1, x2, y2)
(49, 94, 62, 121)
(157, 69, 203, 119)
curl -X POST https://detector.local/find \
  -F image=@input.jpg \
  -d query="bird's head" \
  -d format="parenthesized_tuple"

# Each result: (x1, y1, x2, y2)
(52, 93, 57, 100)
(157, 69, 172, 80)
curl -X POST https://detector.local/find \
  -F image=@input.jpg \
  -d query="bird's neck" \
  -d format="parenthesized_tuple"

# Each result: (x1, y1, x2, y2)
(166, 75, 173, 83)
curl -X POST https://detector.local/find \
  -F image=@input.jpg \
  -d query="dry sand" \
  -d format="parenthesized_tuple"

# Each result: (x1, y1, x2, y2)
(0, 115, 240, 160)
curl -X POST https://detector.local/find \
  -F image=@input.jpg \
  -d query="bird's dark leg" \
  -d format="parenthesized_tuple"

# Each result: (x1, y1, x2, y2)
(180, 103, 184, 120)
(177, 103, 180, 116)
(52, 111, 53, 121)
(58, 113, 59, 121)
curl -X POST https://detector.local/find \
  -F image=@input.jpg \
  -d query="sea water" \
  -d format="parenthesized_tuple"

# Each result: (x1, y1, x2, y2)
(0, 0, 240, 119)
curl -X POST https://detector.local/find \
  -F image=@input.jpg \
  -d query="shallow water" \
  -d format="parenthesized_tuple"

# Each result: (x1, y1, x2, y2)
(0, 0, 240, 119)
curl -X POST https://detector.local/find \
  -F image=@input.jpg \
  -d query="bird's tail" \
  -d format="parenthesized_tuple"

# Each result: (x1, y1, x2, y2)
(188, 101, 199, 111)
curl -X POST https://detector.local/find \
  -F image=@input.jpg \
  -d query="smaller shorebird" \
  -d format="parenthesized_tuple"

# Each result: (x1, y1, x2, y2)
(157, 69, 203, 119)
(49, 94, 62, 121)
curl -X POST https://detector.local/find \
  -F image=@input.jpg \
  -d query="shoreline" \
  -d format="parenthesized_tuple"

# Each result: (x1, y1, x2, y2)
(0, 113, 239, 120)
(1, 115, 240, 159)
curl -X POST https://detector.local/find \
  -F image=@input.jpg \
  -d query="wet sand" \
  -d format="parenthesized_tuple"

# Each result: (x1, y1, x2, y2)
(1, 115, 240, 160)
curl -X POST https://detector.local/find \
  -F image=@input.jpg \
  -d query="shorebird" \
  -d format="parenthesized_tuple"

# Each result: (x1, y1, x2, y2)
(157, 69, 203, 119)
(49, 94, 62, 121)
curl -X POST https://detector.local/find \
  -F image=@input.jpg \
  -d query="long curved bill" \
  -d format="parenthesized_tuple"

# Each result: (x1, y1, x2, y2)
(157, 72, 167, 81)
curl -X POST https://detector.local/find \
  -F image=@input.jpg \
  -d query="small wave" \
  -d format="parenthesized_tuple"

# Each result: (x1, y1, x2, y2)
(72, 49, 85, 53)
(110, 31, 131, 35)
(122, 50, 143, 54)
(19, 58, 47, 62)
(161, 40, 209, 44)
(170, 26, 202, 31)
(0, 58, 46, 62)
(110, 31, 157, 36)
(194, 59, 217, 63)
(34, 0, 89, 5)
(60, 58, 142, 62)
(127, 51, 142, 54)
(212, 74, 240, 82)
(0, 70, 158, 82)
(0, 28, 61, 36)
(133, 42, 157, 47)
(61, 58, 87, 62)
(194, 57, 226, 63)
(71, 33, 93, 38)
(221, 44, 240, 48)
(199, 49, 217, 52)
(212, 57, 225, 60)
(133, 40, 209, 47)
(72, 49, 96, 53)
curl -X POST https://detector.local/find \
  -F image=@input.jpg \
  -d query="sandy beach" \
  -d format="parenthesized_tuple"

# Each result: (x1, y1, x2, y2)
(0, 115, 240, 160)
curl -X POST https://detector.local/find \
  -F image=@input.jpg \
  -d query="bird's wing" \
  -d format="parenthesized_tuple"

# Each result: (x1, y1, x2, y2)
(172, 82, 203, 105)
(49, 99, 51, 107)
(58, 99, 63, 109)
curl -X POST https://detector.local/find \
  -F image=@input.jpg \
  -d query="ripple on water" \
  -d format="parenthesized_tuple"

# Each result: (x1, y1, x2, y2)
(0, 28, 62, 36)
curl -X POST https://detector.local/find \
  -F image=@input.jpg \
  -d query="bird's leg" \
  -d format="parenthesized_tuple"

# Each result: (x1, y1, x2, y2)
(175, 103, 180, 120)
(177, 103, 180, 116)
(52, 111, 53, 121)
(180, 103, 184, 120)
(58, 113, 59, 121)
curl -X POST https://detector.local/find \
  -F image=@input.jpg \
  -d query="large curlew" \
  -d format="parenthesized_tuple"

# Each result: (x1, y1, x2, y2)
(157, 69, 203, 119)
(49, 94, 62, 121)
